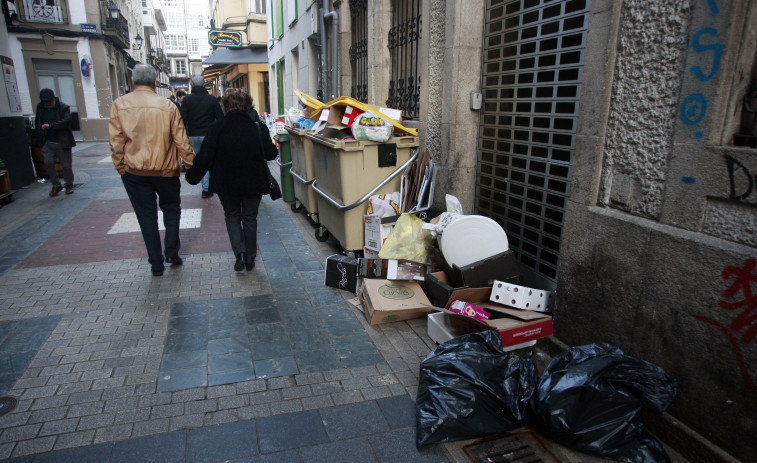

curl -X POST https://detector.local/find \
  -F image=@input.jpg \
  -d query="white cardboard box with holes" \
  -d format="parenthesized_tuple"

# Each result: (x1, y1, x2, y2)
(489, 281, 555, 313)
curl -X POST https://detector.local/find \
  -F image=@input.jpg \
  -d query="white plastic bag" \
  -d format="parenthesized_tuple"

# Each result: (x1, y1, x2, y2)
(351, 111, 393, 142)
(367, 193, 401, 217)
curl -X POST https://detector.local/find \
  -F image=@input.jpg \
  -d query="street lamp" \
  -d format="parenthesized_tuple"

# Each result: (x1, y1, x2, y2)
(107, 2, 120, 21)
(134, 34, 143, 50)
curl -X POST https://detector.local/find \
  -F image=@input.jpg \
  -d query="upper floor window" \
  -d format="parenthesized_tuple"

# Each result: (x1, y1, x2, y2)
(175, 60, 186, 75)
(249, 0, 265, 14)
(14, 0, 68, 24)
(189, 38, 199, 53)
(167, 12, 184, 28)
(166, 34, 185, 51)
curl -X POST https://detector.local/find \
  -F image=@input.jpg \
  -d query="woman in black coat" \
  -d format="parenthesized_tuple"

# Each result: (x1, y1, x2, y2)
(186, 88, 278, 271)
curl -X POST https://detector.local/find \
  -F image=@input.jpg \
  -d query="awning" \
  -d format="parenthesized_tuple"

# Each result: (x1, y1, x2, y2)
(203, 47, 268, 65)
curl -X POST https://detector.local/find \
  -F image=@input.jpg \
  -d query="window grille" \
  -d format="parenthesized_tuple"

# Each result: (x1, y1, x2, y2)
(387, 0, 421, 119)
(349, 0, 368, 103)
(18, 0, 68, 24)
(476, 0, 590, 282)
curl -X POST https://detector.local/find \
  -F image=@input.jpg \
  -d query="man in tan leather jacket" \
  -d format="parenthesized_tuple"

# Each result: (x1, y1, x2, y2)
(109, 64, 195, 276)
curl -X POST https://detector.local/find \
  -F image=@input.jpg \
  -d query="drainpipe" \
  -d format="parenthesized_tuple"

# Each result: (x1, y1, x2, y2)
(318, 0, 328, 100)
(324, 2, 339, 99)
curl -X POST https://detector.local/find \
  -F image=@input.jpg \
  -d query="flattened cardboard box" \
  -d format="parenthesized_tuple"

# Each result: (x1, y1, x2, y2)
(358, 279, 433, 325)
(441, 287, 553, 347)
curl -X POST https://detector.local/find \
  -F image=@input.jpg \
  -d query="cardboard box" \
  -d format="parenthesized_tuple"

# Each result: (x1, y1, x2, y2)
(438, 287, 553, 347)
(358, 279, 433, 325)
(364, 215, 398, 252)
(363, 248, 380, 259)
(426, 312, 537, 351)
(324, 254, 359, 293)
(341, 105, 364, 127)
(434, 248, 519, 288)
(490, 280, 555, 312)
(358, 259, 426, 281)
(423, 271, 466, 308)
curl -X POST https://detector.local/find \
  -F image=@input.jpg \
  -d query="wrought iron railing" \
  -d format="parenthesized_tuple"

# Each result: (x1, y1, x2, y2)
(387, 0, 421, 120)
(100, 1, 130, 49)
(349, 0, 368, 103)
(17, 0, 68, 24)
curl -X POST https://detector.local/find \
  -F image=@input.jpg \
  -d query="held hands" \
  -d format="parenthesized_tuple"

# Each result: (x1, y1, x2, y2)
(41, 124, 50, 130)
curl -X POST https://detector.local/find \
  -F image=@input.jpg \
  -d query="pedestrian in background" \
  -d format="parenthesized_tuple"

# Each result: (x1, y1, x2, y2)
(35, 88, 76, 196)
(180, 75, 224, 199)
(185, 88, 278, 271)
(175, 89, 186, 107)
(109, 64, 195, 277)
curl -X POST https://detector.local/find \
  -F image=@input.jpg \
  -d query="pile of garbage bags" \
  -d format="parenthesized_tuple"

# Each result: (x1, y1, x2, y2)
(416, 331, 678, 463)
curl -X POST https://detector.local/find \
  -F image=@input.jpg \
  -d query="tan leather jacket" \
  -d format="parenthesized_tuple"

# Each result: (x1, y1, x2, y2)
(109, 85, 194, 176)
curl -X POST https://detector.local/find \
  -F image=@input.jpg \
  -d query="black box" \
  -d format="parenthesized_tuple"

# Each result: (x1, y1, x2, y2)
(423, 271, 464, 308)
(324, 254, 359, 293)
(434, 248, 519, 289)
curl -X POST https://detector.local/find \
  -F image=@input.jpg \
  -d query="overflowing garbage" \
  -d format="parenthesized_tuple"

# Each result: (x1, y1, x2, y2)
(274, 91, 677, 461)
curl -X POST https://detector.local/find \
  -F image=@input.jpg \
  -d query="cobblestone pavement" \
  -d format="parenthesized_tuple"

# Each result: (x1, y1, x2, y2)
(0, 143, 449, 462)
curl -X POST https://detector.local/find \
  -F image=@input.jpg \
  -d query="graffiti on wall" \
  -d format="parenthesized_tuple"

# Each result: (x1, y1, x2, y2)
(679, 0, 722, 140)
(725, 155, 754, 200)
(695, 258, 757, 398)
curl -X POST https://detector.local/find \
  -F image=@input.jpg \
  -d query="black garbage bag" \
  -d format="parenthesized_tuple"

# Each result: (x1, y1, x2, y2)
(531, 343, 677, 463)
(415, 331, 538, 448)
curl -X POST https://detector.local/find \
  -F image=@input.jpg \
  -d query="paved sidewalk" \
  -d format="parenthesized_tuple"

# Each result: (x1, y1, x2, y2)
(0, 144, 688, 463)
(0, 143, 449, 462)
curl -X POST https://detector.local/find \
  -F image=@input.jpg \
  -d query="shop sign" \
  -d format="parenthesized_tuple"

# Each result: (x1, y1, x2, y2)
(208, 30, 243, 48)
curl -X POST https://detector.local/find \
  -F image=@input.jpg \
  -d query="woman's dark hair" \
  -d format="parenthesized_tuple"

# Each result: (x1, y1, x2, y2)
(222, 88, 252, 112)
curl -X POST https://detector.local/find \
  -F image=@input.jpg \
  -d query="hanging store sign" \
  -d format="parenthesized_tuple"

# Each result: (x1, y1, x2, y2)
(208, 30, 243, 48)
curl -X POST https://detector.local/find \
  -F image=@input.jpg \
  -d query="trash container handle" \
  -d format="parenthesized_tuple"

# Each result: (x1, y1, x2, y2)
(290, 167, 315, 185)
(311, 148, 419, 211)
(274, 155, 292, 168)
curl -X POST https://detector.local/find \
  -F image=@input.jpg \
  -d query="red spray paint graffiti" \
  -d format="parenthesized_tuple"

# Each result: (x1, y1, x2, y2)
(695, 258, 757, 398)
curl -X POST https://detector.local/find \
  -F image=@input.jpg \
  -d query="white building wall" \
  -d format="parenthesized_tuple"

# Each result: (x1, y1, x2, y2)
(76, 40, 101, 119)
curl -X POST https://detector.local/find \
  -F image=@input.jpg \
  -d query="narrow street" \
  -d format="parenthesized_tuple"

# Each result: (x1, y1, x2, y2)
(0, 144, 687, 462)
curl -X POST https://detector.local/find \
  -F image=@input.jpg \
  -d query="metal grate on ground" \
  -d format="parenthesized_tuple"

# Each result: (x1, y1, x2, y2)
(463, 431, 560, 463)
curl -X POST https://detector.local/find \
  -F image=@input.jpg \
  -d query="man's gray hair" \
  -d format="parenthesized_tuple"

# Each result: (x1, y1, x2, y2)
(191, 75, 205, 88)
(132, 64, 157, 87)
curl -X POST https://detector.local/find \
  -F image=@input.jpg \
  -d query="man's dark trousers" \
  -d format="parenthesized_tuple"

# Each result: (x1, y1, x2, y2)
(121, 173, 181, 272)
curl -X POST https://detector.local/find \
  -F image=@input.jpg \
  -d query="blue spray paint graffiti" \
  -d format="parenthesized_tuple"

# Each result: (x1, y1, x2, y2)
(679, 0, 721, 146)
(690, 28, 722, 81)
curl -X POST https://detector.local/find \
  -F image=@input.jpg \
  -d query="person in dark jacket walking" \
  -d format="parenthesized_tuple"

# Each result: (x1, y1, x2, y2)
(180, 75, 224, 198)
(185, 88, 278, 271)
(35, 88, 76, 196)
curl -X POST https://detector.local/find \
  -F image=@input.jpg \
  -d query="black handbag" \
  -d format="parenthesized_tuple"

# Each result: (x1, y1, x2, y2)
(255, 122, 282, 200)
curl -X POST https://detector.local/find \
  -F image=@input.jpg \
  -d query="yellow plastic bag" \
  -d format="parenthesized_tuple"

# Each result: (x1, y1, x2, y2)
(378, 213, 432, 264)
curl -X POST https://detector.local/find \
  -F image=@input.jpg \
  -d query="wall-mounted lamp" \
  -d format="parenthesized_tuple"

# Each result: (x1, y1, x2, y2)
(107, 2, 120, 21)
(134, 34, 143, 50)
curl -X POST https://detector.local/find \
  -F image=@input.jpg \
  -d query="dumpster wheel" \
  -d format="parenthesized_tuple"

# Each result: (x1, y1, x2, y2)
(291, 201, 304, 213)
(315, 227, 330, 242)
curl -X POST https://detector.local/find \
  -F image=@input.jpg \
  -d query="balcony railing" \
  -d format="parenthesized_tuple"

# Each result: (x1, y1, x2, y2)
(16, 0, 69, 24)
(148, 48, 169, 73)
(100, 1, 130, 49)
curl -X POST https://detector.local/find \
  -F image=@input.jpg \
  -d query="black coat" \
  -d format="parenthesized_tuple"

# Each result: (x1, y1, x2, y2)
(35, 99, 76, 149)
(185, 111, 278, 196)
(179, 86, 224, 136)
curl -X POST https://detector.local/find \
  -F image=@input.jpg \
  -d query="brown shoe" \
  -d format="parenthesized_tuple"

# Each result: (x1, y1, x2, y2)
(65, 185, 74, 195)
(49, 185, 63, 197)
